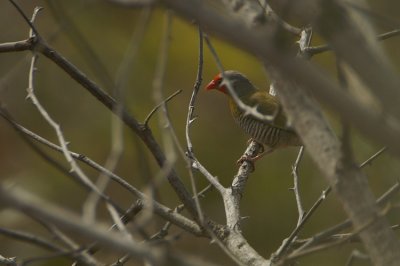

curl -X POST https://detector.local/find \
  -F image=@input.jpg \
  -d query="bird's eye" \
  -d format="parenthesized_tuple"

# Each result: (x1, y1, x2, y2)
(216, 78, 222, 87)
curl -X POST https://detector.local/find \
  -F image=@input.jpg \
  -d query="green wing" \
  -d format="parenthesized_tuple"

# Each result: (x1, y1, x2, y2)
(247, 90, 291, 130)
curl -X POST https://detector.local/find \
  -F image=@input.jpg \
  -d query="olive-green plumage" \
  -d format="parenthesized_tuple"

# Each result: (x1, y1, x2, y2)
(206, 71, 301, 151)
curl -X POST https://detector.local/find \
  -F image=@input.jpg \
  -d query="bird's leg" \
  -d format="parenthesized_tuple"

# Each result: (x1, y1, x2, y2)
(251, 147, 274, 161)
(236, 140, 273, 166)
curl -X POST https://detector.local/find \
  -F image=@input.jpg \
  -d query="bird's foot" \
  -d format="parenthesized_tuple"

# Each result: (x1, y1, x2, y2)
(236, 146, 273, 170)
(236, 155, 256, 171)
(236, 153, 263, 166)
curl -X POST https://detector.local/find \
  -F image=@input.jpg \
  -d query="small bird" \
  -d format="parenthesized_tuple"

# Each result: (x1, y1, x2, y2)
(205, 70, 301, 164)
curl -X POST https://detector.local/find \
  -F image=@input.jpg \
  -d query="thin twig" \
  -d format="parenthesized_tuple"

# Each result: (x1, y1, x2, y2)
(22, 250, 90, 266)
(0, 226, 98, 266)
(304, 28, 400, 57)
(256, 0, 301, 35)
(0, 227, 64, 253)
(144, 89, 183, 126)
(273, 144, 388, 260)
(359, 146, 387, 168)
(33, 217, 99, 266)
(8, 0, 41, 37)
(284, 204, 399, 263)
(182, 32, 225, 194)
(181, 26, 208, 225)
(111, 184, 214, 266)
(292, 146, 305, 226)
(291, 179, 400, 257)
(76, 201, 144, 262)
(106, 203, 134, 242)
(293, 224, 400, 248)
(185, 27, 204, 155)
(150, 184, 213, 241)
(283, 234, 356, 263)
(46, 1, 116, 90)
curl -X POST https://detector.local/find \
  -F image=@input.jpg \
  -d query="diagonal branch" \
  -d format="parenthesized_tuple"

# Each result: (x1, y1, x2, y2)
(0, 106, 203, 236)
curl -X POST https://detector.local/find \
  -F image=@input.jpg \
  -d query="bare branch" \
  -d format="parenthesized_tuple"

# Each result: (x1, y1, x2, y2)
(0, 255, 16, 266)
(144, 89, 182, 126)
(277, 146, 391, 260)
(26, 49, 106, 209)
(0, 39, 33, 52)
(359, 146, 387, 168)
(304, 28, 400, 57)
(8, 0, 41, 37)
(0, 227, 64, 253)
(292, 146, 305, 225)
(33, 218, 99, 266)
(184, 26, 207, 224)
(185, 33, 226, 195)
(0, 108, 203, 236)
(293, 180, 400, 258)
(0, 185, 165, 265)
(225, 141, 262, 230)
(1, 187, 215, 266)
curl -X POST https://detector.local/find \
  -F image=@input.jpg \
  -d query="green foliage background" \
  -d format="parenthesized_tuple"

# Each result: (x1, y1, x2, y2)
(0, 1, 400, 265)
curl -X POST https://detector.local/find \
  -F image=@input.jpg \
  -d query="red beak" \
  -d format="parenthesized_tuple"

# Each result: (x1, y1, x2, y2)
(205, 79, 218, 91)
(205, 74, 222, 91)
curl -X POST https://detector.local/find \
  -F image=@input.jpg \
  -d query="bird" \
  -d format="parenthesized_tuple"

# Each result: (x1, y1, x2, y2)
(205, 70, 302, 164)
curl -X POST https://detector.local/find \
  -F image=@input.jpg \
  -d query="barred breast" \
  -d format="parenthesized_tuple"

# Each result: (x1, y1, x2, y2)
(235, 113, 301, 148)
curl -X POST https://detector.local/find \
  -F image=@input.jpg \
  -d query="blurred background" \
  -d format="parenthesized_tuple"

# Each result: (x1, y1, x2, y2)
(0, 0, 400, 265)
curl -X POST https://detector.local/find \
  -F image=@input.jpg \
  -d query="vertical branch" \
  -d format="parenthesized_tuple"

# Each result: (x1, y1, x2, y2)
(184, 33, 225, 195)
(272, 28, 312, 260)
(184, 27, 206, 223)
(292, 146, 305, 225)
(186, 27, 204, 155)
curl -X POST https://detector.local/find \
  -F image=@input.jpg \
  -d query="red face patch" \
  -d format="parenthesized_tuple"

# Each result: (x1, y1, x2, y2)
(205, 74, 227, 94)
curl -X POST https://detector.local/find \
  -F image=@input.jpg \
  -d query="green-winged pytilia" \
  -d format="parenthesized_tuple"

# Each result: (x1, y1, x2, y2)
(205, 70, 302, 164)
